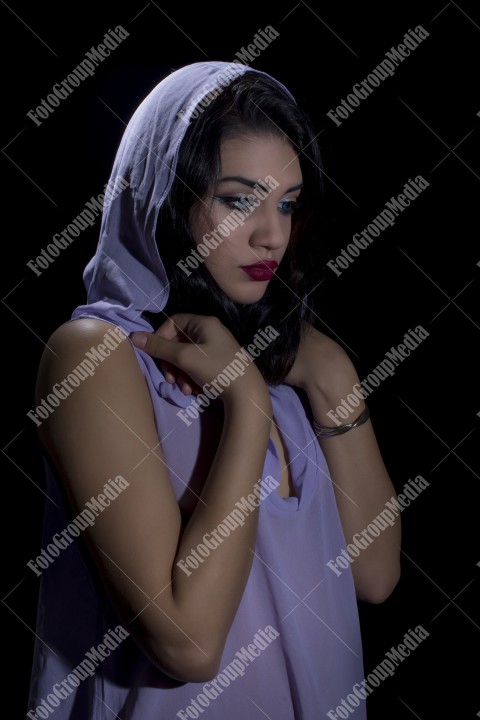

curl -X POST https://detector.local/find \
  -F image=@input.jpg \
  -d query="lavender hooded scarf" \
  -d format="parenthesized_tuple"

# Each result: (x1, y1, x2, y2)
(71, 61, 296, 332)
(28, 62, 366, 719)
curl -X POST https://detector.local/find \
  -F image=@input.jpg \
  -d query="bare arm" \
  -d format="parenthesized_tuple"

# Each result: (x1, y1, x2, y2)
(308, 379, 401, 603)
(285, 322, 401, 603)
(36, 317, 272, 681)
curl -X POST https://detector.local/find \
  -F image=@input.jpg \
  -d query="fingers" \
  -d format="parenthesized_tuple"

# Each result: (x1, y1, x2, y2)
(162, 367, 176, 384)
(130, 314, 222, 395)
(153, 316, 183, 342)
(160, 362, 200, 396)
(158, 361, 189, 392)
(131, 342, 201, 395)
(130, 332, 179, 360)
(131, 313, 207, 359)
(155, 314, 204, 344)
(178, 379, 193, 395)
(158, 359, 177, 383)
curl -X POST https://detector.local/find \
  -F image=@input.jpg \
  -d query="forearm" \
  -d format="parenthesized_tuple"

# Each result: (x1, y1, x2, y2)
(307, 370, 401, 603)
(171, 387, 272, 666)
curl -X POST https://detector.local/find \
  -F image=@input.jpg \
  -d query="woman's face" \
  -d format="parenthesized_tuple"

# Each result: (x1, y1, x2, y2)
(190, 133, 303, 304)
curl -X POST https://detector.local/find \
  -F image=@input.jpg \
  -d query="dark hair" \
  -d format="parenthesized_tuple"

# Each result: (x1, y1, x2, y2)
(145, 71, 326, 385)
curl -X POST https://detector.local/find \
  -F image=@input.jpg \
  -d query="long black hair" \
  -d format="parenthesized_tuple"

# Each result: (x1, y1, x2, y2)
(144, 71, 326, 386)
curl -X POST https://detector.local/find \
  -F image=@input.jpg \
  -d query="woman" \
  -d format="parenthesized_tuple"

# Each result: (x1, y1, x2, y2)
(28, 61, 401, 719)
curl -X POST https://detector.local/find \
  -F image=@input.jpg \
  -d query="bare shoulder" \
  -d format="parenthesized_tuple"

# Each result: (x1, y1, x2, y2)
(42, 317, 132, 362)
(36, 317, 142, 396)
(35, 317, 157, 454)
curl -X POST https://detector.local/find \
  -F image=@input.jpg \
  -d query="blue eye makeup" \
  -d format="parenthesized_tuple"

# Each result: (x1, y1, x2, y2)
(212, 195, 302, 215)
(213, 195, 255, 212)
(278, 199, 302, 215)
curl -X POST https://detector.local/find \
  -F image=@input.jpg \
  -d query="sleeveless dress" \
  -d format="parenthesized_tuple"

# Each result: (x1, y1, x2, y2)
(27, 60, 366, 719)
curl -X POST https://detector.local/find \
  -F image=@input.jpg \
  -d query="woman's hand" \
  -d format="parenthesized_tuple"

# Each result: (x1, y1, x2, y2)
(131, 314, 265, 400)
(133, 315, 204, 395)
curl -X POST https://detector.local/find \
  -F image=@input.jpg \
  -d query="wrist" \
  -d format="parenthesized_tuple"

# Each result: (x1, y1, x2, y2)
(306, 374, 366, 429)
(313, 404, 369, 437)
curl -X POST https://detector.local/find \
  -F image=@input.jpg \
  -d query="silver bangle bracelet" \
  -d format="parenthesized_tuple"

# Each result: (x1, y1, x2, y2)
(313, 405, 370, 438)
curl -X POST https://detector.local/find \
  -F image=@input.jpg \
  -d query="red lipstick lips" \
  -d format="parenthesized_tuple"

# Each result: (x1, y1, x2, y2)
(241, 260, 278, 281)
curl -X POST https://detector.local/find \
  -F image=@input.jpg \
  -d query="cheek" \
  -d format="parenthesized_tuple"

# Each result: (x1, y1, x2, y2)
(211, 202, 257, 244)
(209, 231, 245, 265)
(199, 241, 228, 275)
(203, 241, 234, 272)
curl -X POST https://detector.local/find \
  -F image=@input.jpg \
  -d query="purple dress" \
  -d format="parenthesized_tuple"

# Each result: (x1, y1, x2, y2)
(28, 61, 366, 719)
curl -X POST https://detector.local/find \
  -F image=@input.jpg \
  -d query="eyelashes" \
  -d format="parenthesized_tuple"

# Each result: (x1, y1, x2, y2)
(278, 199, 302, 215)
(213, 196, 254, 213)
(213, 195, 302, 215)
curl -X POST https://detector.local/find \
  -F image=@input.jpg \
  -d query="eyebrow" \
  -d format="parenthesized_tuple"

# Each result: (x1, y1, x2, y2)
(217, 176, 303, 193)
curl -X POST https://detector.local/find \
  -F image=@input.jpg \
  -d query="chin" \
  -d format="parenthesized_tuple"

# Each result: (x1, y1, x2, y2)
(226, 285, 268, 304)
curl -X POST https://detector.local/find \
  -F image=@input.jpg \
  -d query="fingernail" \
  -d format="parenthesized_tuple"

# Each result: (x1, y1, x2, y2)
(131, 333, 147, 348)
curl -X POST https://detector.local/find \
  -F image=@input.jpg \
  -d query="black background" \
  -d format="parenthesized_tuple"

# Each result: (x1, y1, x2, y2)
(1, 1, 479, 718)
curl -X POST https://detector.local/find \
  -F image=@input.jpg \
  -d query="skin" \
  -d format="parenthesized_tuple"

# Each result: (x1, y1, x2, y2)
(283, 323, 402, 602)
(152, 133, 402, 602)
(190, 133, 303, 305)
(35, 133, 400, 687)
(161, 133, 303, 391)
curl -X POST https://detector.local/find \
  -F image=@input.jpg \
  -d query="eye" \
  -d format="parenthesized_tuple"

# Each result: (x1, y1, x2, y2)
(212, 195, 256, 212)
(278, 199, 302, 215)
(212, 195, 302, 215)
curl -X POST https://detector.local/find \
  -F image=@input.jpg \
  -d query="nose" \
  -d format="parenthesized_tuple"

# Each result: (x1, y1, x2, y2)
(249, 202, 289, 251)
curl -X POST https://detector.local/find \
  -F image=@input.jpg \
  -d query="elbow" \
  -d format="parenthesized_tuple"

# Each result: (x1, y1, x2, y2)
(149, 641, 222, 683)
(130, 616, 225, 683)
(356, 563, 401, 605)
